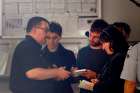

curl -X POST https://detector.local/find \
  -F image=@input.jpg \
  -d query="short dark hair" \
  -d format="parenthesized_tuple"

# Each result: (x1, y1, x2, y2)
(100, 25, 128, 53)
(49, 22, 62, 36)
(90, 19, 109, 32)
(26, 16, 49, 33)
(113, 22, 131, 36)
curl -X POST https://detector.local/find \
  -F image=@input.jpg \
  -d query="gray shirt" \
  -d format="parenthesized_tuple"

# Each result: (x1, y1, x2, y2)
(121, 42, 140, 90)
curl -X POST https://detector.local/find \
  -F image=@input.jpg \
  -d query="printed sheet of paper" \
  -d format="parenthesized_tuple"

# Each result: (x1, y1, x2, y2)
(0, 43, 10, 75)
(2, 0, 100, 37)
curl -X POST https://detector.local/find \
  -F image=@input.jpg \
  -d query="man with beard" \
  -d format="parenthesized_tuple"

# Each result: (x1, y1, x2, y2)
(76, 19, 110, 93)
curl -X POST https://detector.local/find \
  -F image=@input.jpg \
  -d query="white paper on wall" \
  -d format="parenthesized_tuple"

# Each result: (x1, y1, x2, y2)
(19, 3, 33, 14)
(51, 3, 65, 13)
(36, 2, 51, 13)
(51, 0, 65, 3)
(4, 3, 18, 14)
(67, 0, 81, 3)
(5, 17, 23, 31)
(78, 18, 90, 32)
(0, 52, 9, 75)
(2, 15, 25, 37)
(5, 0, 32, 3)
(67, 2, 81, 13)
(0, 43, 10, 75)
(82, 3, 97, 13)
(2, 0, 101, 37)
(63, 16, 78, 37)
(82, 0, 96, 3)
(36, 0, 50, 2)
(51, 14, 78, 37)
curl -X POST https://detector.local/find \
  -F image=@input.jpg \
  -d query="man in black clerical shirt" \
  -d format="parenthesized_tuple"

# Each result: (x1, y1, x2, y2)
(10, 17, 71, 93)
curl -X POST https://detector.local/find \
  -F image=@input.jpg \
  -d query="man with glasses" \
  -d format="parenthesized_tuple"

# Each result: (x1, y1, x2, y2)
(10, 17, 71, 93)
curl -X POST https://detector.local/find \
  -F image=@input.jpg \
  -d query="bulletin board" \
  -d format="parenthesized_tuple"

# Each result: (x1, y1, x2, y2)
(1, 0, 102, 38)
(0, 0, 2, 37)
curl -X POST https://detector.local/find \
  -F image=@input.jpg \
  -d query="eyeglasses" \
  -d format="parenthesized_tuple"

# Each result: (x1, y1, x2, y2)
(36, 26, 50, 32)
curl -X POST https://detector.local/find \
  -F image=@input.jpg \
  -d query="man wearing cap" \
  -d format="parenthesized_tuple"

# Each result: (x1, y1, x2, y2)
(42, 21, 76, 93)
(76, 19, 110, 93)
(10, 17, 71, 93)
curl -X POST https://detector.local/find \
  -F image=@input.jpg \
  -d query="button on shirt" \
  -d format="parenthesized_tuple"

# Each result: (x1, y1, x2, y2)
(121, 42, 140, 90)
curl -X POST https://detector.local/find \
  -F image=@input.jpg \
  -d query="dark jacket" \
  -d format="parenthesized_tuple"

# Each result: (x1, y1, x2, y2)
(42, 44, 76, 93)
(93, 52, 126, 93)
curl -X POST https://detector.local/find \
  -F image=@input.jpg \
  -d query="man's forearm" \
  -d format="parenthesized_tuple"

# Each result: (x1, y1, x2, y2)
(25, 68, 58, 80)
(124, 80, 136, 93)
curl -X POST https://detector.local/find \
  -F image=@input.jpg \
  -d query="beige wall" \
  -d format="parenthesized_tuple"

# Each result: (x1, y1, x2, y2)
(102, 0, 140, 41)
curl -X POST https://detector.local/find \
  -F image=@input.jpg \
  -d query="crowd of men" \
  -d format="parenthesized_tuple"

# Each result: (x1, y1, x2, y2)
(9, 16, 140, 93)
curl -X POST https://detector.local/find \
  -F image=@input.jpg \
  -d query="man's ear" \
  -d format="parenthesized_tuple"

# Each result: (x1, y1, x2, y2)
(31, 27, 36, 32)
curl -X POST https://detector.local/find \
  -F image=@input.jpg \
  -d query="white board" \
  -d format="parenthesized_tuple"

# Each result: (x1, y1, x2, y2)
(2, 0, 101, 38)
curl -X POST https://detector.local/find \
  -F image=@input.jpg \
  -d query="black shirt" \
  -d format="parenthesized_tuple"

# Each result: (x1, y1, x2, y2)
(76, 46, 110, 93)
(94, 52, 126, 93)
(10, 36, 50, 93)
(77, 46, 109, 74)
(42, 44, 76, 93)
